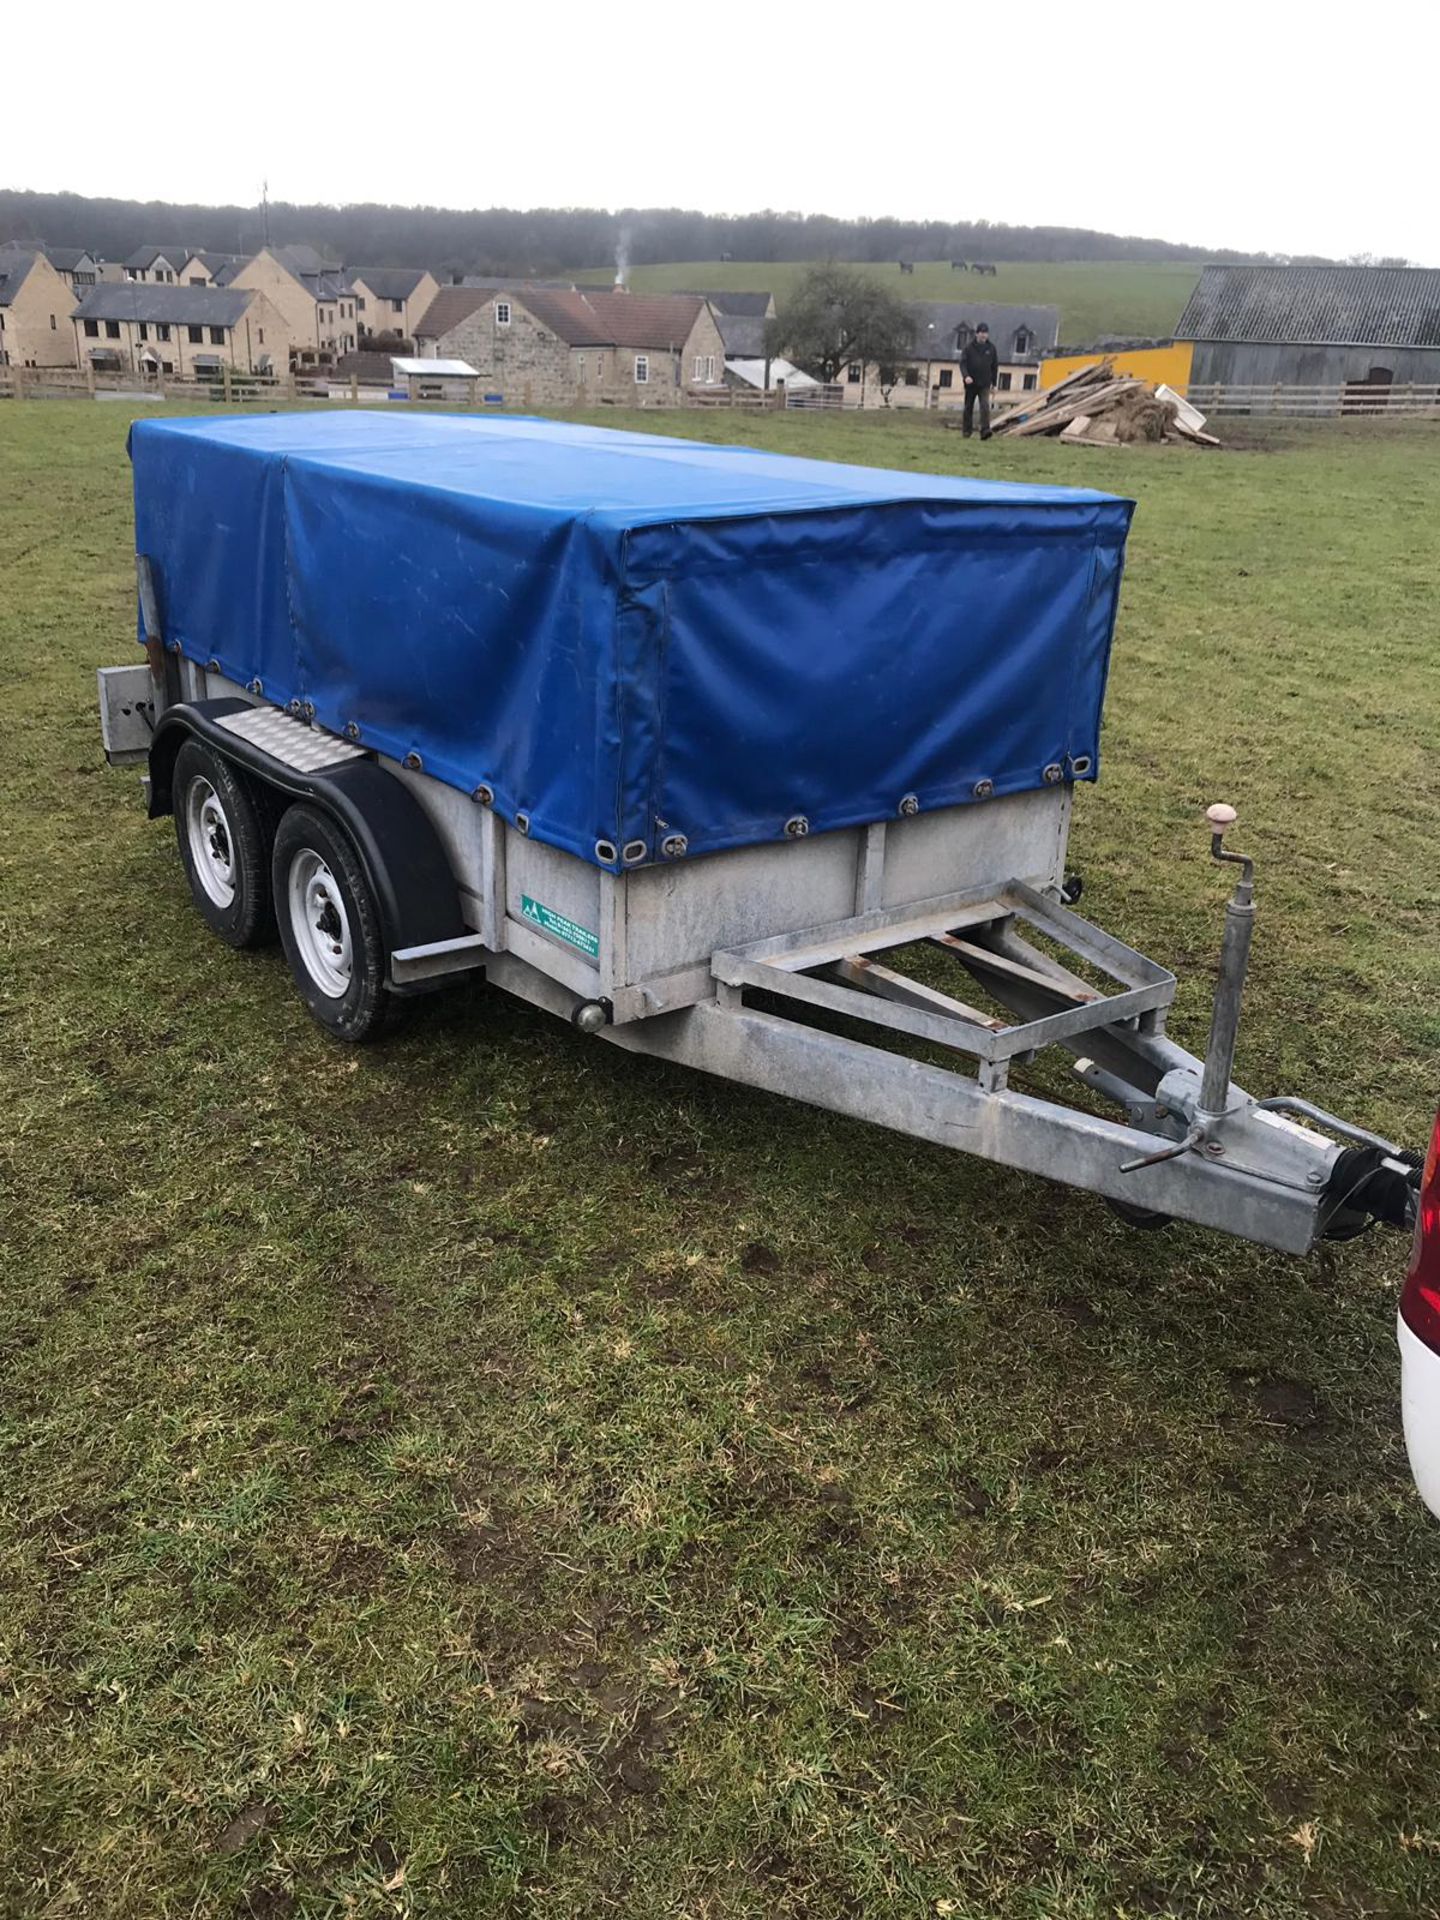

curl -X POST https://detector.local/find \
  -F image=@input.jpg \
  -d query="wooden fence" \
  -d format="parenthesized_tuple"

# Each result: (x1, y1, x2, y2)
(0, 364, 846, 412)
(0, 364, 337, 405)
(1186, 382, 1440, 418)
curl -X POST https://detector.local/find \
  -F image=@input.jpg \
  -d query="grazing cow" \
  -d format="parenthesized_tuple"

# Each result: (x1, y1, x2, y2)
(973, 261, 998, 278)
(898, 260, 915, 275)
(951, 259, 970, 272)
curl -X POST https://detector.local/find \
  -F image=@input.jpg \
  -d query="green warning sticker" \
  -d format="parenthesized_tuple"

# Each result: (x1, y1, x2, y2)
(520, 895, 600, 960)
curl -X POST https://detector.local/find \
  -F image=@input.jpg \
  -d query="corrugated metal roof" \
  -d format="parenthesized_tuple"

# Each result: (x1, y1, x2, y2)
(393, 357, 478, 377)
(73, 284, 255, 325)
(1177, 265, 1440, 346)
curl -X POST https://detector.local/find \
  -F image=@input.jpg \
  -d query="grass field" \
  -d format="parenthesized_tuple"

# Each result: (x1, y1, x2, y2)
(571, 260, 1203, 344)
(2, 398, 1439, 1919)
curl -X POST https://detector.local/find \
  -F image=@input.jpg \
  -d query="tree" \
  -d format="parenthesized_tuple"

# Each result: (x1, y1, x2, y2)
(764, 264, 917, 385)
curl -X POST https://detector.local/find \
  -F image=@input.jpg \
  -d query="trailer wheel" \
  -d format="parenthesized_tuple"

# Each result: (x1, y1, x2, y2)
(273, 804, 389, 1042)
(173, 739, 276, 948)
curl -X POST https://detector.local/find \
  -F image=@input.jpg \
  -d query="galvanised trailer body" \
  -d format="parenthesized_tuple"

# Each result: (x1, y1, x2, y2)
(99, 413, 1418, 1254)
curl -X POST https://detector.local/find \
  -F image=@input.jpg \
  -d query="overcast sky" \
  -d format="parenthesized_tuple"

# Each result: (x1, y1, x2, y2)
(11, 2, 1437, 264)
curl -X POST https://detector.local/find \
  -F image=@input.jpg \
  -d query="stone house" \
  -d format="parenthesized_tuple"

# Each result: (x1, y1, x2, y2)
(176, 251, 245, 288)
(228, 246, 359, 364)
(123, 245, 188, 284)
(0, 248, 79, 366)
(36, 246, 102, 293)
(681, 289, 777, 361)
(414, 285, 725, 407)
(71, 284, 289, 379)
(351, 267, 440, 342)
(841, 300, 1060, 409)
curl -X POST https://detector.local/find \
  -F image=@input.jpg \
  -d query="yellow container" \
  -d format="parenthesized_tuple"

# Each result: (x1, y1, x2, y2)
(1041, 342, 1194, 393)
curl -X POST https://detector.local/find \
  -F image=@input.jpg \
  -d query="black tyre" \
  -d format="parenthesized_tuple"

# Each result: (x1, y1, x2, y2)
(172, 739, 276, 949)
(272, 803, 390, 1042)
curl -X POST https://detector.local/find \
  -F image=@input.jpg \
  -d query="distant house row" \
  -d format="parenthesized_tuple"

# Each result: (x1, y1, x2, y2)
(0, 241, 440, 377)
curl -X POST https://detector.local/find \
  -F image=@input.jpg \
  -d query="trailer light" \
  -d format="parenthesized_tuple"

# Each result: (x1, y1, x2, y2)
(1400, 1112, 1440, 1352)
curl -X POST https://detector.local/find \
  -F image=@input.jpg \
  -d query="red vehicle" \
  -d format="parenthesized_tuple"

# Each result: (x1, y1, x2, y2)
(1400, 1111, 1440, 1515)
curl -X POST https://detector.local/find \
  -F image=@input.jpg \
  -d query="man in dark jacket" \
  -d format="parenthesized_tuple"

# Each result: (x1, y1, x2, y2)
(960, 323, 999, 439)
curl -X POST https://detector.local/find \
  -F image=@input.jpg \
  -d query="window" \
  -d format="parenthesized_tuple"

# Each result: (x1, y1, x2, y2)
(707, 355, 716, 382)
(50, 313, 57, 330)
(694, 353, 705, 381)
(190, 276, 205, 286)
(84, 319, 99, 338)
(997, 371, 1012, 391)
(356, 295, 366, 310)
(903, 367, 919, 386)
(258, 328, 264, 344)
(138, 323, 148, 341)
(391, 298, 403, 314)
(105, 320, 121, 339)
(156, 324, 170, 342)
(955, 323, 972, 349)
(210, 327, 225, 345)
(188, 325, 204, 344)
(162, 360, 173, 374)
(1022, 373, 1037, 391)
(495, 301, 511, 326)
(846, 362, 861, 383)
(937, 367, 953, 389)
(1013, 327, 1031, 355)
(634, 354, 649, 383)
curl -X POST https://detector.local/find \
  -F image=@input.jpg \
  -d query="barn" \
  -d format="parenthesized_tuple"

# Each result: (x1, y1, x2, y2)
(1178, 264, 1440, 396)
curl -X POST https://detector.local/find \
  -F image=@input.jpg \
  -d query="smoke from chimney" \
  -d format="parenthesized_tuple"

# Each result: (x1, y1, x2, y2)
(613, 227, 631, 291)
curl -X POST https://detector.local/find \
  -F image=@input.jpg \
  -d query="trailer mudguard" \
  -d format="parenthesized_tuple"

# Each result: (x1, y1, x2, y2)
(148, 699, 466, 962)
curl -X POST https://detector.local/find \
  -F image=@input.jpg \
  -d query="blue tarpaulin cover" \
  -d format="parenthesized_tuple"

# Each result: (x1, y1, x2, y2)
(129, 411, 1134, 868)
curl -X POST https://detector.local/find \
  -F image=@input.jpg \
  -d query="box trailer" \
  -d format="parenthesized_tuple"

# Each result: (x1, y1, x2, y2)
(99, 412, 1418, 1254)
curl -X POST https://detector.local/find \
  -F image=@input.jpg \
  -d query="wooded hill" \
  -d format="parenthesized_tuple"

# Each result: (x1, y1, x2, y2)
(0, 189, 1310, 276)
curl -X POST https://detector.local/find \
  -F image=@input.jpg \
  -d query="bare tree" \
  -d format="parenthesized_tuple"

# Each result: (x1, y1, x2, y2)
(765, 264, 916, 386)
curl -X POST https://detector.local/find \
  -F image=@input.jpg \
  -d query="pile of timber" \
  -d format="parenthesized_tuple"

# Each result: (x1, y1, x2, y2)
(988, 360, 1221, 447)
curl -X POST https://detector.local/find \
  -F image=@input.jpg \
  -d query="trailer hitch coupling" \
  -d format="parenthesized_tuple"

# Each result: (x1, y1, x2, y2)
(1119, 802, 1254, 1174)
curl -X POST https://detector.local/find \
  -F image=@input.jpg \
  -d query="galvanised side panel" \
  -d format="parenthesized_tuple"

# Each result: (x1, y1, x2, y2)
(879, 789, 1068, 911)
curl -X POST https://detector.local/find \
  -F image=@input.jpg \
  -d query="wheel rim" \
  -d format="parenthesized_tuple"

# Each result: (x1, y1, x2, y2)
(287, 848, 353, 998)
(185, 777, 237, 908)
